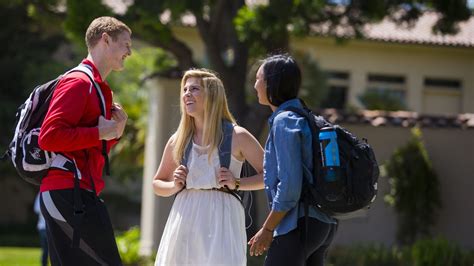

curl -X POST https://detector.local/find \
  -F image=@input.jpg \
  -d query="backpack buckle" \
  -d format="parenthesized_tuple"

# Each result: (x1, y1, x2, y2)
(73, 210, 85, 216)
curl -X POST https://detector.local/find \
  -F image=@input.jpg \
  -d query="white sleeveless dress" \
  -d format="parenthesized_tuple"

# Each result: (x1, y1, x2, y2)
(155, 142, 246, 266)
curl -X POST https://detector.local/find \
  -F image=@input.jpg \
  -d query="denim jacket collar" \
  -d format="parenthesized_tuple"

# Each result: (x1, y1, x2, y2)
(268, 98, 304, 126)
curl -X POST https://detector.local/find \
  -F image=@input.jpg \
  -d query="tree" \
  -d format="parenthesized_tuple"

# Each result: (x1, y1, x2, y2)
(58, 0, 471, 138)
(0, 0, 68, 158)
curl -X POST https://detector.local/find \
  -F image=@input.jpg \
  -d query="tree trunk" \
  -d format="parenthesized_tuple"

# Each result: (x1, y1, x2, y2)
(194, 0, 271, 138)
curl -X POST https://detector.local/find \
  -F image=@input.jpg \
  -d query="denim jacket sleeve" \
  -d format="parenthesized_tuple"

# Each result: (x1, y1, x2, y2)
(270, 112, 305, 212)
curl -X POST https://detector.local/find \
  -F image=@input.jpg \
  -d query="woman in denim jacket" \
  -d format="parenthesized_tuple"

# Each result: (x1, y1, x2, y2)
(248, 54, 338, 266)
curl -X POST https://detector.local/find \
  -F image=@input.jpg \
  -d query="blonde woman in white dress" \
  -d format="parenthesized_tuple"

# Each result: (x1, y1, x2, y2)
(153, 69, 264, 265)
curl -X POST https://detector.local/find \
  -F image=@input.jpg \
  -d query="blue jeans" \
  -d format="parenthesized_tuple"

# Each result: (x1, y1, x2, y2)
(264, 217, 338, 266)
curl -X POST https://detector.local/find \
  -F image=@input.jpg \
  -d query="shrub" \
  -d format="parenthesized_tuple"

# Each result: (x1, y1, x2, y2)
(328, 244, 402, 266)
(116, 227, 153, 266)
(384, 127, 442, 245)
(327, 238, 474, 266)
(358, 89, 406, 111)
(409, 237, 473, 266)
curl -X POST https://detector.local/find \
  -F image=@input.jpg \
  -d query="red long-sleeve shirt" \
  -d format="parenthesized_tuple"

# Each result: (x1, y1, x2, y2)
(39, 59, 117, 195)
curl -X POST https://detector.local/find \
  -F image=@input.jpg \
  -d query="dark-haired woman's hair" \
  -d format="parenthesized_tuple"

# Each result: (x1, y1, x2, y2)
(262, 54, 301, 106)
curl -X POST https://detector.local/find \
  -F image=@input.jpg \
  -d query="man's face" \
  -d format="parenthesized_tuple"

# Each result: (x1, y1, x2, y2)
(107, 31, 132, 71)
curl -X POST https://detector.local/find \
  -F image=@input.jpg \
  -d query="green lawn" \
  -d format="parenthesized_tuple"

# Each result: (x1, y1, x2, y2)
(0, 247, 41, 266)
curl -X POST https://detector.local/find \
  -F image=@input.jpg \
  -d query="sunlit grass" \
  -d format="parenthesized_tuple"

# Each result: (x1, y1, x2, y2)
(0, 247, 41, 266)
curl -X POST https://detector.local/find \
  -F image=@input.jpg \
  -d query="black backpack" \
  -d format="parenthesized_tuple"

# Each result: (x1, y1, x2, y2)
(284, 105, 379, 218)
(3, 64, 109, 186)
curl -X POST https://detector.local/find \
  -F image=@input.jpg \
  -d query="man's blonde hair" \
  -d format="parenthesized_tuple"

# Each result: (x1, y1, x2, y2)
(85, 16, 131, 49)
(173, 69, 236, 164)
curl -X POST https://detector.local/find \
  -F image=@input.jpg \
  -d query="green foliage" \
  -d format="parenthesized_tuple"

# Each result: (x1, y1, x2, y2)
(384, 128, 442, 245)
(0, 1, 66, 155)
(64, 0, 113, 47)
(234, 4, 291, 56)
(328, 244, 402, 266)
(327, 238, 474, 266)
(358, 89, 407, 111)
(116, 227, 154, 266)
(409, 237, 474, 266)
(430, 0, 472, 34)
(116, 227, 140, 265)
(235, 0, 471, 56)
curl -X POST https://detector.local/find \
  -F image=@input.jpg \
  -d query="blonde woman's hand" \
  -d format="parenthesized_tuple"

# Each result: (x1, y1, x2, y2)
(217, 167, 237, 190)
(173, 165, 188, 190)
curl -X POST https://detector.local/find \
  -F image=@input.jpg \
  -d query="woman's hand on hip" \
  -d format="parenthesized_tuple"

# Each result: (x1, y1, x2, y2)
(173, 165, 188, 189)
(217, 167, 237, 189)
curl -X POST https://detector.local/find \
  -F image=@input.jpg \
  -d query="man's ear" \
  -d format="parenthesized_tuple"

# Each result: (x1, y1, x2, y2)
(102, 32, 110, 45)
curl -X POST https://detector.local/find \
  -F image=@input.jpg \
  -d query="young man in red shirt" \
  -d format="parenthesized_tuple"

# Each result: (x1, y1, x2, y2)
(38, 16, 131, 265)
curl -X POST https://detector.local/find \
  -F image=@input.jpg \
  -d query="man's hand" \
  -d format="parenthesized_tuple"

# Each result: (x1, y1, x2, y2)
(98, 116, 119, 140)
(111, 103, 128, 138)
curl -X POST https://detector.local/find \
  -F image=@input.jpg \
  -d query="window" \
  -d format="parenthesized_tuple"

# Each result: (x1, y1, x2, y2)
(358, 73, 407, 111)
(366, 74, 406, 103)
(321, 71, 349, 109)
(423, 77, 462, 115)
(424, 78, 461, 90)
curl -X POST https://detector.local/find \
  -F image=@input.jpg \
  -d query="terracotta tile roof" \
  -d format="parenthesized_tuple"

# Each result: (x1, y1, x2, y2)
(318, 109, 474, 129)
(363, 12, 474, 47)
(310, 11, 474, 48)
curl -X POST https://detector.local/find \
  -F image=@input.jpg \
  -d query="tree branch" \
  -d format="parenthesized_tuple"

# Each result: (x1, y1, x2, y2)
(131, 23, 196, 70)
(209, 0, 227, 36)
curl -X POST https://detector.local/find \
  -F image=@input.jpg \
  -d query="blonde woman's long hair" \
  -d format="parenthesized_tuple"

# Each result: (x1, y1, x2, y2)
(173, 69, 236, 164)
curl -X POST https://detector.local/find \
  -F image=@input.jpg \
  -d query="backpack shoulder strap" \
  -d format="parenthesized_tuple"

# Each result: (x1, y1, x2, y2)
(219, 121, 234, 169)
(283, 106, 323, 188)
(181, 137, 193, 167)
(284, 107, 315, 135)
(284, 106, 330, 130)
(67, 64, 106, 116)
(180, 120, 234, 168)
(66, 64, 110, 176)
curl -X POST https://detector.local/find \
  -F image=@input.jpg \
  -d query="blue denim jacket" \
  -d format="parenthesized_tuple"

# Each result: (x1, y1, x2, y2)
(264, 99, 336, 237)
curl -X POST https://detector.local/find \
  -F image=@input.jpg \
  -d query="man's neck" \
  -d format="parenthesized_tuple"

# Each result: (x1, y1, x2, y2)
(86, 52, 111, 80)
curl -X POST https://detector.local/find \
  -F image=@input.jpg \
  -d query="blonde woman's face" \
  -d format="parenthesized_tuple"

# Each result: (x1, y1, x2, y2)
(182, 77, 205, 117)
